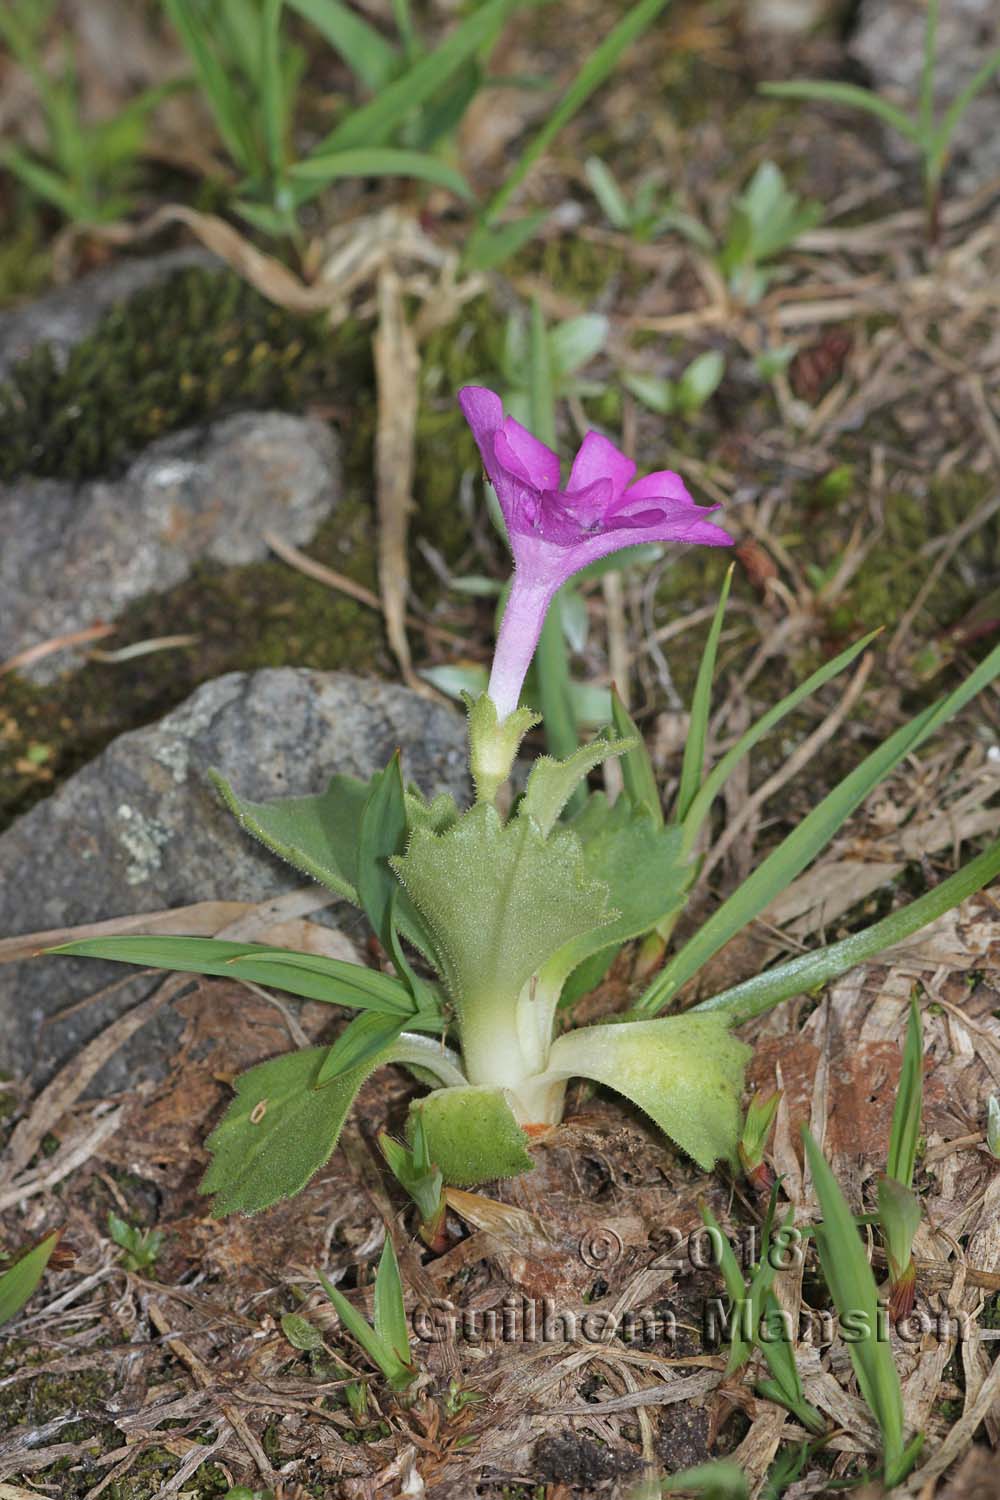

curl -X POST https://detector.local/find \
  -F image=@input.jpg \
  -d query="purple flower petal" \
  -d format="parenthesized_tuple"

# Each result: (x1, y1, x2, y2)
(458, 385, 734, 720)
(567, 430, 636, 504)
(498, 417, 561, 491)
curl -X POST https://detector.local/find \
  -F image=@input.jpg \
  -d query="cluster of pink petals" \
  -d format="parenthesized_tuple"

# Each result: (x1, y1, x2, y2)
(458, 385, 734, 719)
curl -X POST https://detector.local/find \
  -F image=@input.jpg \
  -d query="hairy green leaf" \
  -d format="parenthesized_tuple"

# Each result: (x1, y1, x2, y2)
(408, 1085, 533, 1186)
(539, 1015, 749, 1169)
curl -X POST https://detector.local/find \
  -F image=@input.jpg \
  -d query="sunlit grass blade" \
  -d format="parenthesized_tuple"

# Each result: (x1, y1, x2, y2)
(681, 629, 881, 856)
(49, 934, 423, 1016)
(286, 0, 398, 90)
(291, 146, 473, 199)
(693, 834, 1000, 1023)
(318, 0, 519, 153)
(675, 565, 732, 824)
(639, 636, 1000, 1016)
(759, 81, 920, 142)
(803, 1129, 922, 1487)
(0, 1231, 61, 1328)
(482, 0, 671, 227)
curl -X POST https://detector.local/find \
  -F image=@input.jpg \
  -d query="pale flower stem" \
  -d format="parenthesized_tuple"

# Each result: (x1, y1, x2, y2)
(487, 573, 551, 721)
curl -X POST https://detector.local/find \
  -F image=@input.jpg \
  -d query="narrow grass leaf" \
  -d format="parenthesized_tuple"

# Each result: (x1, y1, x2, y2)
(693, 834, 1000, 1023)
(803, 1128, 907, 1481)
(611, 686, 662, 824)
(681, 629, 880, 854)
(886, 995, 922, 1186)
(759, 81, 920, 142)
(373, 1236, 413, 1375)
(675, 564, 732, 823)
(286, 0, 398, 90)
(483, 0, 671, 225)
(291, 146, 472, 198)
(0, 1231, 61, 1327)
(319, 0, 519, 152)
(50, 934, 421, 1016)
(642, 635, 1000, 1015)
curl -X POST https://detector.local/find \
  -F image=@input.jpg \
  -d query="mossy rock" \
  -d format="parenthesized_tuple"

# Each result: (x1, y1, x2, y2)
(0, 265, 369, 483)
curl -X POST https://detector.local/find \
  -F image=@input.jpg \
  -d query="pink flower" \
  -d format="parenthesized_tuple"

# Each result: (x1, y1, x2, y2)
(459, 385, 734, 719)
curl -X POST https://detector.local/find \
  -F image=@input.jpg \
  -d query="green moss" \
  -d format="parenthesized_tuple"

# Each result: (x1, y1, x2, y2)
(808, 470, 996, 640)
(0, 208, 53, 310)
(0, 265, 369, 482)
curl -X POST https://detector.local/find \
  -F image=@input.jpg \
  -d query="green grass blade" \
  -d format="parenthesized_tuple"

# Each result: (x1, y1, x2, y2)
(261, 0, 286, 180)
(0, 1231, 61, 1328)
(291, 146, 472, 199)
(928, 44, 1000, 183)
(318, 0, 518, 152)
(0, 147, 82, 219)
(611, 686, 662, 825)
(49, 934, 420, 1015)
(759, 81, 920, 143)
(919, 0, 939, 140)
(682, 629, 881, 855)
(482, 0, 671, 226)
(373, 1236, 413, 1375)
(693, 834, 1000, 1024)
(675, 565, 732, 824)
(286, 0, 398, 90)
(315, 1012, 410, 1086)
(698, 1202, 751, 1372)
(319, 1269, 397, 1376)
(639, 635, 1000, 1016)
(803, 1129, 907, 1480)
(162, 0, 256, 173)
(886, 995, 922, 1186)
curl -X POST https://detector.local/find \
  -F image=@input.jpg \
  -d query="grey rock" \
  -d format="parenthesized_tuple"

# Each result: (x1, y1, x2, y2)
(1, 411, 341, 682)
(850, 0, 1000, 192)
(0, 249, 217, 382)
(0, 669, 469, 1088)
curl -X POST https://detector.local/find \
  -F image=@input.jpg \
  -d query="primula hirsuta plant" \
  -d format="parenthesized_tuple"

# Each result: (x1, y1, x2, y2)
(55, 388, 1000, 1215)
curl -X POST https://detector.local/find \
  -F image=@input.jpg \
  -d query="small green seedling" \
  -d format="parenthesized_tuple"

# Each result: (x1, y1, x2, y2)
(803, 1128, 923, 1488)
(107, 1212, 165, 1273)
(624, 351, 725, 419)
(319, 1235, 416, 1393)
(700, 1192, 826, 1434)
(496, 306, 610, 429)
(379, 1113, 446, 1250)
(445, 1376, 486, 1417)
(0, 1230, 61, 1328)
(878, 995, 924, 1319)
(762, 0, 1000, 239)
(738, 1088, 782, 1194)
(716, 163, 822, 304)
(584, 156, 710, 244)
